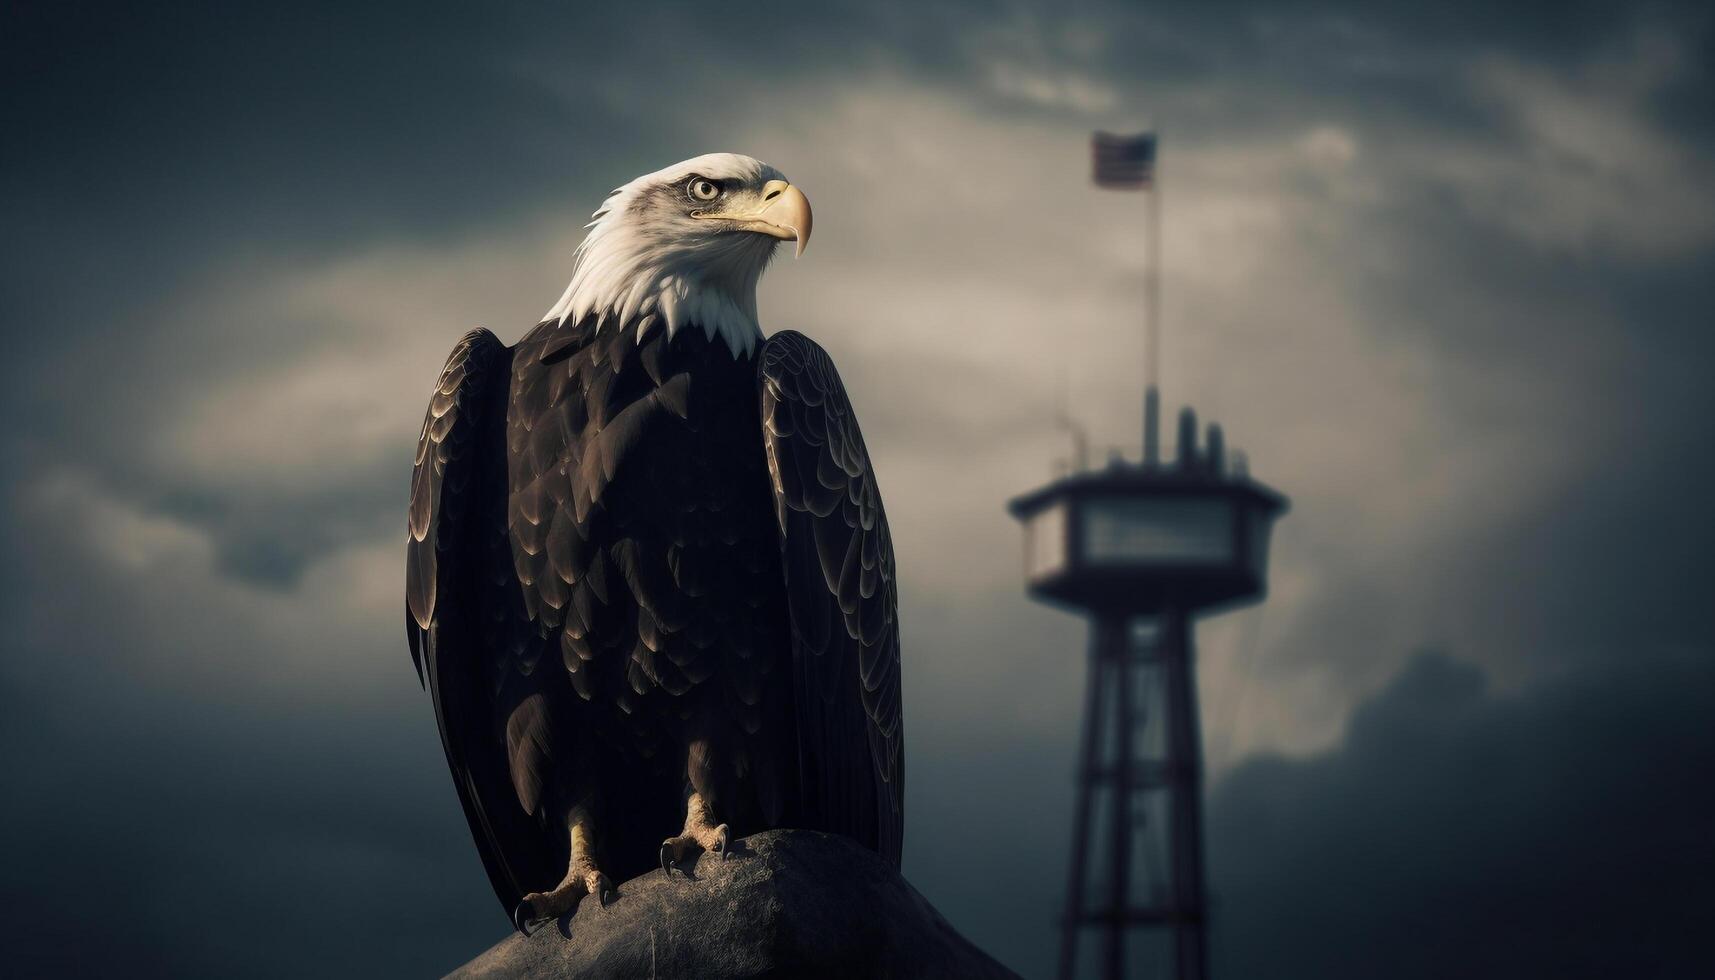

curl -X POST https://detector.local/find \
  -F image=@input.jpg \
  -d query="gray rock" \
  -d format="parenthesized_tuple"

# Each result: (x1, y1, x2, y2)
(446, 829, 1019, 980)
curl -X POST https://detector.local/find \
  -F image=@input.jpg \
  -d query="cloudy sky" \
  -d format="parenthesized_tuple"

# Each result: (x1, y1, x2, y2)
(3, 1, 1712, 976)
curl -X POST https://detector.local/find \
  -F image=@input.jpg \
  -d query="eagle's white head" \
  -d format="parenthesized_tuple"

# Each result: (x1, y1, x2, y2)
(543, 152, 813, 357)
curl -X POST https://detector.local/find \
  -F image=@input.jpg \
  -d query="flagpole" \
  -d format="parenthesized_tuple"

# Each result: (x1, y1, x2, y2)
(1144, 133, 1162, 466)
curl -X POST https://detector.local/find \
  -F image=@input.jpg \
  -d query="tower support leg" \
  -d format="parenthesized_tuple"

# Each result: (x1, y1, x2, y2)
(1102, 615, 1133, 980)
(1058, 608, 1211, 980)
(1058, 619, 1111, 980)
(1161, 605, 1209, 980)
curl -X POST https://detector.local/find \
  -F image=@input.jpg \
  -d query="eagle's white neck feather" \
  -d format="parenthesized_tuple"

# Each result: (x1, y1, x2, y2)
(543, 154, 782, 358)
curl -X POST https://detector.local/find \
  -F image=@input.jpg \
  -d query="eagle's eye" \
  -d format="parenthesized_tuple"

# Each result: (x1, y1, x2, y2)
(687, 178, 722, 202)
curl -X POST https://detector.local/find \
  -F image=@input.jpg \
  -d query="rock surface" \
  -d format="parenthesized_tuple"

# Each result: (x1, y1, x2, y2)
(446, 829, 1019, 980)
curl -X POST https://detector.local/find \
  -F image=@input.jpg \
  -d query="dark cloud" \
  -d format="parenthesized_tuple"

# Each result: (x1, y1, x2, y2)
(1210, 648, 1715, 978)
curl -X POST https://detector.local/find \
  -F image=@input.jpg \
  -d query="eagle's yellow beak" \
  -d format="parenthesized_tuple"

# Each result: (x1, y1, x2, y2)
(692, 180, 813, 258)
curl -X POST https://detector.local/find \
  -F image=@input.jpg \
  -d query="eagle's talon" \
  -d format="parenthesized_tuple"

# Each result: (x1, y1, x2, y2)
(513, 897, 540, 936)
(595, 873, 614, 909)
(713, 823, 731, 860)
(660, 840, 675, 877)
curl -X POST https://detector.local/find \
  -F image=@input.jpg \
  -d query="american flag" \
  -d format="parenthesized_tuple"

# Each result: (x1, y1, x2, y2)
(1092, 131, 1156, 189)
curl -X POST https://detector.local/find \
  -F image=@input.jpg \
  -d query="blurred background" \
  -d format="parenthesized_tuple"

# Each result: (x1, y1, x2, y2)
(3, 2, 1712, 977)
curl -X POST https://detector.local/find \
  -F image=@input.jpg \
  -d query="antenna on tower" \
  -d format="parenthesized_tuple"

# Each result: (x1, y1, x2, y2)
(1054, 367, 1090, 473)
(1144, 124, 1163, 468)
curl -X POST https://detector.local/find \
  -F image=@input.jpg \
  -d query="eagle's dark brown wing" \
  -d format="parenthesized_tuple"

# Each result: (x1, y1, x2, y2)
(407, 328, 555, 914)
(759, 331, 904, 866)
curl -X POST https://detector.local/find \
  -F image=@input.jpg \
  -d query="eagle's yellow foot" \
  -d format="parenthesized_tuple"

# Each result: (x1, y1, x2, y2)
(513, 864, 612, 936)
(659, 791, 730, 876)
(514, 808, 612, 935)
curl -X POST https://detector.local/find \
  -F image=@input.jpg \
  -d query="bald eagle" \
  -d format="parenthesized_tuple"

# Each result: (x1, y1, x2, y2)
(406, 154, 902, 934)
